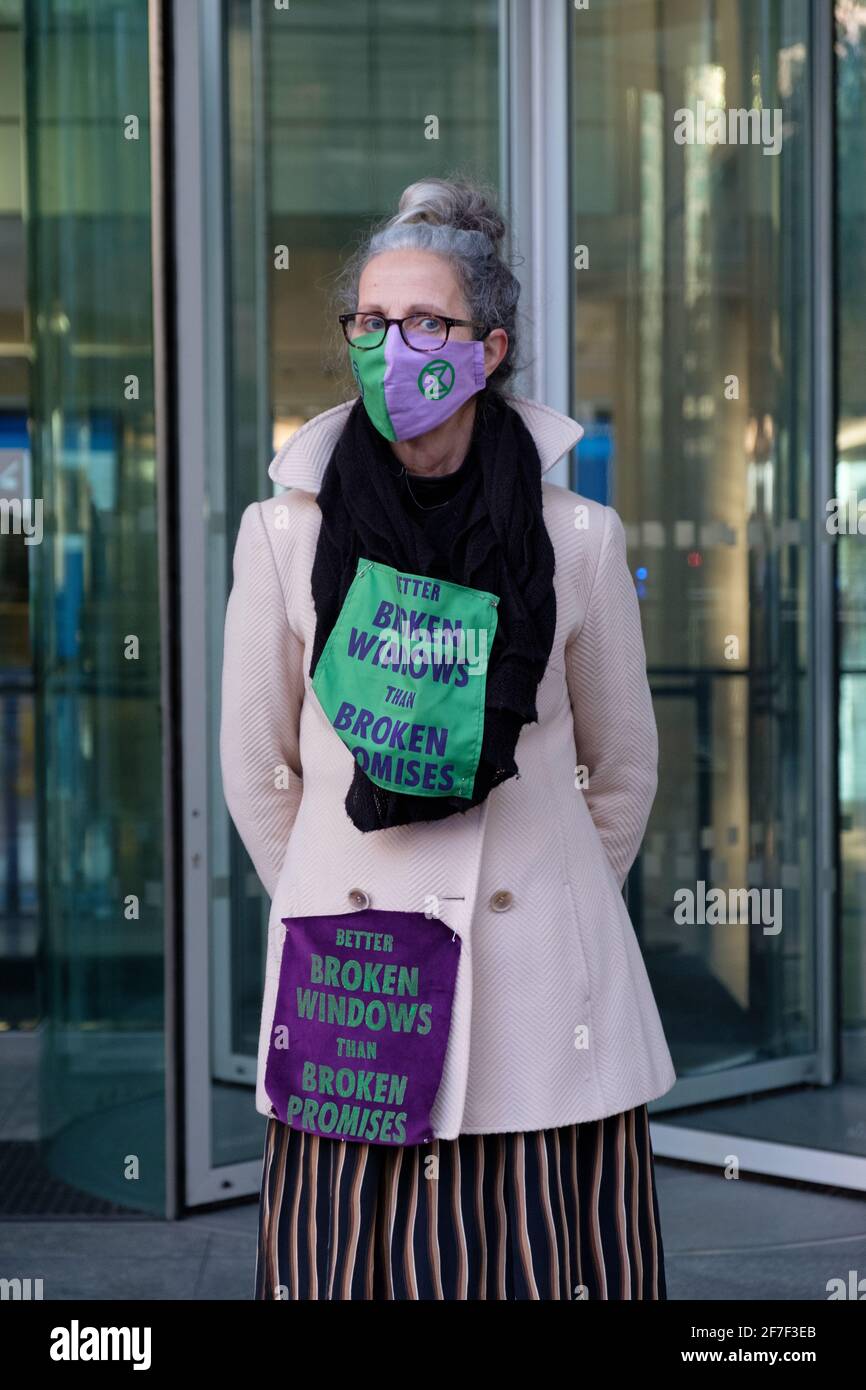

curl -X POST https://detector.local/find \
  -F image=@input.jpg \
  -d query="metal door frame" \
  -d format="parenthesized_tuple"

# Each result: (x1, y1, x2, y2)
(173, 0, 262, 1209)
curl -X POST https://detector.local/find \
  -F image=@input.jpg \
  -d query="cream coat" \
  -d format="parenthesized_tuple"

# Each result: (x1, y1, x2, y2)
(219, 394, 677, 1136)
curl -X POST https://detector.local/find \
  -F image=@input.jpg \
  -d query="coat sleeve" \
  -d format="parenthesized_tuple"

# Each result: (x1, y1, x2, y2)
(564, 503, 658, 892)
(219, 500, 305, 900)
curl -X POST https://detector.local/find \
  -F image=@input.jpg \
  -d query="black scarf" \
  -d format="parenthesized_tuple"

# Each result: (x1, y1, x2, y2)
(309, 388, 556, 831)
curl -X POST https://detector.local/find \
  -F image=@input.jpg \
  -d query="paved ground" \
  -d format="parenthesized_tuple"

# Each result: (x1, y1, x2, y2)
(2, 1160, 866, 1299)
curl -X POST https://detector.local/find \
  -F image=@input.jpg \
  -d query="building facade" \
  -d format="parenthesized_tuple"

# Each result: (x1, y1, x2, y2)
(0, 0, 864, 1216)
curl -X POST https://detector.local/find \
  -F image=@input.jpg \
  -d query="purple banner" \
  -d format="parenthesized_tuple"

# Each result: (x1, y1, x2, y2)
(265, 907, 461, 1146)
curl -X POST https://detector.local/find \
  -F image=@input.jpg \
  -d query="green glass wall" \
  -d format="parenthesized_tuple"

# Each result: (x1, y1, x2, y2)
(23, 0, 165, 1214)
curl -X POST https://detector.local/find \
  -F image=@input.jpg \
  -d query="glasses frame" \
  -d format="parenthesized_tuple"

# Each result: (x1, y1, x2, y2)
(339, 312, 489, 353)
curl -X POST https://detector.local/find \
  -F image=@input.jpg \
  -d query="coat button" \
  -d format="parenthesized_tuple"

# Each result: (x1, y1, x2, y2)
(348, 888, 370, 910)
(489, 889, 513, 912)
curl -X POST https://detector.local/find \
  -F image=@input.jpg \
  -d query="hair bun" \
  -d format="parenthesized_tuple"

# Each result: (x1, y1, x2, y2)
(391, 176, 506, 248)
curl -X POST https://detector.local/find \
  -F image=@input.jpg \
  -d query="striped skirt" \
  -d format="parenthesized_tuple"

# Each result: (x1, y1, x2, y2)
(254, 1103, 667, 1300)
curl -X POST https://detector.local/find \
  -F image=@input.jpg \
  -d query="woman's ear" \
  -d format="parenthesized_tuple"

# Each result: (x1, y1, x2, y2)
(482, 327, 508, 379)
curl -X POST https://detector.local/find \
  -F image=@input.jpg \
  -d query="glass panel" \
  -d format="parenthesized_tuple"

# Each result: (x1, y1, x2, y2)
(209, 0, 503, 1171)
(570, 0, 818, 1115)
(0, 1, 40, 1190)
(836, 1, 866, 1144)
(19, 0, 165, 1213)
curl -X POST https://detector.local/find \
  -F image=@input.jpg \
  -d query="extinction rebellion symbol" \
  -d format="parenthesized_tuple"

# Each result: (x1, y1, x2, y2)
(418, 360, 455, 400)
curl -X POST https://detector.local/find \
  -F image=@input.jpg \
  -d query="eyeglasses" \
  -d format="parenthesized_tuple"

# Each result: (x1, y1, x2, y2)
(339, 312, 488, 353)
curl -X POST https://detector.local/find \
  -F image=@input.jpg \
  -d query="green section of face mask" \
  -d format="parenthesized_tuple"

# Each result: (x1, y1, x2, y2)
(348, 331, 397, 441)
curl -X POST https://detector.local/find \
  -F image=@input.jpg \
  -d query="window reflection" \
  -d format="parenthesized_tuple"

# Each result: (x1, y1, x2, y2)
(571, 0, 815, 1089)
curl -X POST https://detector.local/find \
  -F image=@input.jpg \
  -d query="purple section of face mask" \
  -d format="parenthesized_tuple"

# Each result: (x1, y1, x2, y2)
(384, 325, 487, 441)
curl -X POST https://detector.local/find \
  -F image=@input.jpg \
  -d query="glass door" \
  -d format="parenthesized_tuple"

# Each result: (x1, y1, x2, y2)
(22, 0, 167, 1215)
(179, 0, 506, 1206)
(569, 0, 834, 1129)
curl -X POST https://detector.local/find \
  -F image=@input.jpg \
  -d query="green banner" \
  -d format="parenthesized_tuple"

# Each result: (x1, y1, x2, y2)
(311, 558, 499, 798)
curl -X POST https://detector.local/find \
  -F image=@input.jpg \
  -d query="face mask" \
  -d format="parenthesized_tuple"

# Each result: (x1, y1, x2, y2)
(348, 323, 487, 442)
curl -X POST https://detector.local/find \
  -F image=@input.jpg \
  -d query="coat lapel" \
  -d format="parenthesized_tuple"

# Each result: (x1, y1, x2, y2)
(268, 394, 584, 493)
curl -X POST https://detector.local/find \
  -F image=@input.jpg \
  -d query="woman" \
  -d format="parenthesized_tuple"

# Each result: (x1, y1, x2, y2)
(219, 176, 677, 1301)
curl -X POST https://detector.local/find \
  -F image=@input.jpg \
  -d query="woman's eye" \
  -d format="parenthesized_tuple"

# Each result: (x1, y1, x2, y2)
(361, 315, 385, 330)
(419, 317, 443, 332)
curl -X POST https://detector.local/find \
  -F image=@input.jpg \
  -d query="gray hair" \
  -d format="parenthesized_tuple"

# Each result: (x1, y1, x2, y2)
(330, 176, 523, 394)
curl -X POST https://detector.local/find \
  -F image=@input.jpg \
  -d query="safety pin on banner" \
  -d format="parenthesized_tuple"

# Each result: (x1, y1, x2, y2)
(437, 895, 465, 942)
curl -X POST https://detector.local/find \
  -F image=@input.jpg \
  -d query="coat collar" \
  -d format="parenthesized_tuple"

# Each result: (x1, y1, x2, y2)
(268, 394, 584, 493)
